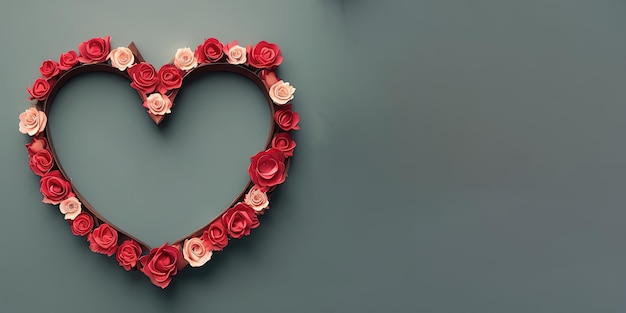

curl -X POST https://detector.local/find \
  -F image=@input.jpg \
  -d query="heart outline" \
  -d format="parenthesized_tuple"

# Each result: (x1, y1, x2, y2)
(20, 36, 298, 288)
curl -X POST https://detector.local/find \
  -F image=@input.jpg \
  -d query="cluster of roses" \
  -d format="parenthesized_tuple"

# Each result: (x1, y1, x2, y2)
(19, 36, 300, 289)
(26, 35, 300, 129)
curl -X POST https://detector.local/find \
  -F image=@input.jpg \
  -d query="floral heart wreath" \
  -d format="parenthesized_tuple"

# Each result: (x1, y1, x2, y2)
(18, 36, 299, 288)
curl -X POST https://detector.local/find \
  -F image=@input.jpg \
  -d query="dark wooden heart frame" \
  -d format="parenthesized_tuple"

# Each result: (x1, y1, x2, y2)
(42, 42, 285, 250)
(20, 37, 298, 288)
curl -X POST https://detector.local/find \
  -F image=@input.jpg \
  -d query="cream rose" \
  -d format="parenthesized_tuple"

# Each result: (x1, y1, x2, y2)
(108, 47, 135, 71)
(18, 107, 47, 136)
(226, 45, 246, 65)
(59, 196, 82, 220)
(173, 47, 198, 71)
(244, 185, 269, 213)
(182, 237, 213, 267)
(143, 93, 172, 116)
(269, 80, 296, 105)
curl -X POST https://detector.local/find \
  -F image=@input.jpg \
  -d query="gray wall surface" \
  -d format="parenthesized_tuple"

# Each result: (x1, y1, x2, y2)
(1, 0, 626, 312)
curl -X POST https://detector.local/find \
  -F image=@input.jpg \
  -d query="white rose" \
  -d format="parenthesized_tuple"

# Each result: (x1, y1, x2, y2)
(107, 47, 135, 71)
(182, 237, 213, 267)
(244, 185, 269, 213)
(18, 107, 47, 136)
(173, 47, 198, 71)
(227, 45, 246, 65)
(59, 197, 82, 220)
(269, 80, 296, 105)
(143, 93, 172, 116)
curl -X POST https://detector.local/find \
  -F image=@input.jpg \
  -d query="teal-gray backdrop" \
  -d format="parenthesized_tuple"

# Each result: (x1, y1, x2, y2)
(2, 1, 626, 312)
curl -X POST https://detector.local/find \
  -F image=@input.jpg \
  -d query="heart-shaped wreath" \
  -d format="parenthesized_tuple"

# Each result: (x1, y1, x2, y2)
(18, 36, 299, 288)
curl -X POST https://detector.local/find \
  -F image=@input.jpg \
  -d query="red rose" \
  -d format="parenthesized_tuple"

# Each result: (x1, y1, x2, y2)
(260, 69, 279, 89)
(26, 137, 48, 156)
(271, 132, 296, 157)
(39, 170, 74, 204)
(156, 64, 183, 94)
(247, 41, 283, 69)
(39, 60, 60, 79)
(70, 212, 94, 236)
(201, 219, 228, 251)
(88, 224, 118, 256)
(58, 51, 79, 70)
(27, 78, 51, 101)
(139, 243, 187, 289)
(116, 240, 142, 271)
(77, 35, 111, 63)
(248, 148, 286, 189)
(195, 38, 224, 63)
(29, 149, 54, 176)
(222, 203, 260, 239)
(129, 62, 158, 94)
(274, 104, 300, 131)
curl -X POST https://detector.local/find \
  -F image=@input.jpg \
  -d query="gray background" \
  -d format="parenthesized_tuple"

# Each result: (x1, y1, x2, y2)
(1, 0, 626, 312)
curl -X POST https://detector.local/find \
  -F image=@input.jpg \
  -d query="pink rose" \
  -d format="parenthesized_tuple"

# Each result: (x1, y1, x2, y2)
(247, 41, 283, 69)
(201, 219, 228, 251)
(271, 132, 296, 157)
(19, 107, 47, 136)
(108, 47, 135, 71)
(248, 148, 287, 189)
(77, 35, 111, 63)
(29, 148, 54, 176)
(116, 240, 142, 271)
(182, 237, 213, 267)
(157, 64, 183, 94)
(222, 203, 260, 239)
(173, 47, 198, 71)
(70, 212, 94, 236)
(39, 60, 60, 79)
(143, 93, 172, 116)
(88, 224, 118, 256)
(274, 104, 300, 131)
(244, 185, 269, 213)
(223, 41, 246, 65)
(139, 243, 187, 289)
(27, 78, 51, 101)
(58, 51, 79, 70)
(128, 62, 158, 94)
(26, 137, 48, 156)
(39, 170, 74, 205)
(269, 80, 296, 105)
(59, 196, 81, 220)
(195, 38, 224, 63)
